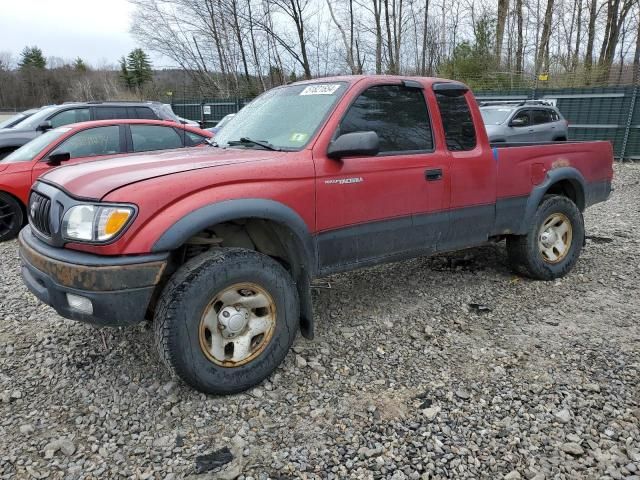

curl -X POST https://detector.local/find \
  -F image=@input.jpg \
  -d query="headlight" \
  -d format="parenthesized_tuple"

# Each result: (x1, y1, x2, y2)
(63, 204, 135, 242)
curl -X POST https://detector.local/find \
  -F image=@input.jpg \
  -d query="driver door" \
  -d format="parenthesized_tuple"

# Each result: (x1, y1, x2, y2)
(508, 109, 534, 142)
(31, 125, 126, 182)
(314, 83, 449, 272)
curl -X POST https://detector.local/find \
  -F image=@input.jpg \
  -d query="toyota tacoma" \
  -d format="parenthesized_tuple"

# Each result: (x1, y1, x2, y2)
(18, 76, 613, 395)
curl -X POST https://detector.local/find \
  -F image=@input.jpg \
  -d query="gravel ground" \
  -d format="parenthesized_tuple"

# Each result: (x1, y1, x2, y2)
(1, 164, 639, 480)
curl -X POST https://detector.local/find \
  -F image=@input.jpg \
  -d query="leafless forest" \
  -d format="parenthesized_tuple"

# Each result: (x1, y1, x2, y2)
(1, 0, 639, 107)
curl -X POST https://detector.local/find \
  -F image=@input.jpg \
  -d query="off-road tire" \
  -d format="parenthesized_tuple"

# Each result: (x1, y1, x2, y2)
(507, 195, 584, 280)
(0, 192, 24, 242)
(154, 248, 299, 395)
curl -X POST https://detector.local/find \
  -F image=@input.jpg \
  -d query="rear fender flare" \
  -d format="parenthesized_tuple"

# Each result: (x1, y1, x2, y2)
(517, 167, 586, 234)
(151, 198, 317, 339)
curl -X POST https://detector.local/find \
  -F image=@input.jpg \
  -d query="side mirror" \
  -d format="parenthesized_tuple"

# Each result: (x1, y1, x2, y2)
(36, 121, 53, 132)
(47, 151, 71, 166)
(510, 118, 527, 127)
(327, 131, 379, 160)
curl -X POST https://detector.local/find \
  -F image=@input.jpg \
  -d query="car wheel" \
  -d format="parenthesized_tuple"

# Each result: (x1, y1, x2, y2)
(506, 195, 584, 280)
(154, 248, 299, 395)
(0, 192, 24, 242)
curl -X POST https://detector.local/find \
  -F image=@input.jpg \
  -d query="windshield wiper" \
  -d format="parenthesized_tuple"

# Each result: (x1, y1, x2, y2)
(226, 137, 281, 151)
(205, 138, 220, 147)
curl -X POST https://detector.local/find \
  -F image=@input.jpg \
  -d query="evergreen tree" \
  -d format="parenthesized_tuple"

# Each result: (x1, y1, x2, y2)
(18, 46, 46, 69)
(73, 57, 88, 72)
(119, 56, 133, 88)
(125, 48, 153, 88)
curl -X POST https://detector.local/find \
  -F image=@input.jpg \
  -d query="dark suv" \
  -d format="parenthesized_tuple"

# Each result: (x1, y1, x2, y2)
(0, 102, 181, 159)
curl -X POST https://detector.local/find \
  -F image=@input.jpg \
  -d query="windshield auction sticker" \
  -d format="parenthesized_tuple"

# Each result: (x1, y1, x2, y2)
(300, 84, 341, 96)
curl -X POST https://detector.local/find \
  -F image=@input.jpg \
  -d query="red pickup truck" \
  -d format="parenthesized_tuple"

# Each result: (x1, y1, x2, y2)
(19, 76, 613, 394)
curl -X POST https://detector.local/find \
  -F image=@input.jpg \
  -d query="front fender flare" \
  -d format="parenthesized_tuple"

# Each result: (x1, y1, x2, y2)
(151, 198, 317, 339)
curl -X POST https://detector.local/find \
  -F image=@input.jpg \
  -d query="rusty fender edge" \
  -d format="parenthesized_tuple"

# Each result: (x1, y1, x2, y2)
(18, 227, 169, 327)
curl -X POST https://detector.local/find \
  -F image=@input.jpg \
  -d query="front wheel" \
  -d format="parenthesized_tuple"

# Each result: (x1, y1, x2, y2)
(154, 248, 299, 395)
(0, 192, 24, 242)
(507, 195, 584, 280)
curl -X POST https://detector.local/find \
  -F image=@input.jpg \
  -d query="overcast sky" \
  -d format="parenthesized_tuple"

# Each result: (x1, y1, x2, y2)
(0, 0, 162, 68)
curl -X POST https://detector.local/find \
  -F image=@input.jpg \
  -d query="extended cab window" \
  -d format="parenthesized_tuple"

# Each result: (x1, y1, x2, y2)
(340, 85, 433, 153)
(435, 94, 476, 151)
(131, 125, 183, 152)
(55, 126, 121, 159)
(49, 108, 90, 128)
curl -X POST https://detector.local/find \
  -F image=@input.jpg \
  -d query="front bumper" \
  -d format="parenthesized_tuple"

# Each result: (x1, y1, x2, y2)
(19, 226, 169, 327)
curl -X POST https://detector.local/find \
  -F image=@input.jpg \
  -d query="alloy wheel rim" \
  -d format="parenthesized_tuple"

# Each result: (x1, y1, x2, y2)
(199, 282, 276, 367)
(538, 213, 573, 264)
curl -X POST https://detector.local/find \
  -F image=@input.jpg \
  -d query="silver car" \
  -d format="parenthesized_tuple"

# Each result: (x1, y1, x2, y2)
(480, 101, 569, 143)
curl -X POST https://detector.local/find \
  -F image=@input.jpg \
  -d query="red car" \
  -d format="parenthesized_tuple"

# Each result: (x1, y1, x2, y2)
(0, 119, 212, 241)
(19, 76, 613, 394)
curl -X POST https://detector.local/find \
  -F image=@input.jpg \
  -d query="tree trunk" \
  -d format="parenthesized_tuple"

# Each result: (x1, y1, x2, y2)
(384, 0, 396, 73)
(230, 0, 251, 86)
(372, 0, 383, 74)
(515, 0, 524, 72)
(247, 0, 266, 92)
(634, 11, 640, 84)
(572, 0, 583, 71)
(584, 0, 598, 80)
(496, 0, 510, 65)
(420, 0, 430, 75)
(536, 0, 555, 74)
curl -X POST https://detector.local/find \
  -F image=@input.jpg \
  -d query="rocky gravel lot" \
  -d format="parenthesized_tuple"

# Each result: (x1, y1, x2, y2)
(1, 164, 639, 480)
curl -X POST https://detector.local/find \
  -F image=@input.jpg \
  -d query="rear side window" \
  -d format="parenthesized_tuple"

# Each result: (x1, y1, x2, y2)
(130, 125, 183, 152)
(95, 107, 129, 120)
(533, 109, 553, 124)
(435, 94, 476, 151)
(340, 85, 433, 153)
(55, 126, 121, 159)
(132, 107, 157, 120)
(551, 110, 561, 121)
(49, 108, 90, 128)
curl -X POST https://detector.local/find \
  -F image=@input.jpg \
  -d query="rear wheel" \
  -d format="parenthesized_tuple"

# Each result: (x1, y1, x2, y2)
(0, 192, 24, 242)
(154, 248, 299, 395)
(507, 195, 584, 280)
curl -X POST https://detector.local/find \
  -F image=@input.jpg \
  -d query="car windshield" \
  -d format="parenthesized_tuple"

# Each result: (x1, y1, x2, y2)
(216, 114, 235, 129)
(0, 112, 29, 129)
(214, 82, 347, 150)
(2, 127, 72, 163)
(480, 108, 513, 125)
(11, 106, 60, 130)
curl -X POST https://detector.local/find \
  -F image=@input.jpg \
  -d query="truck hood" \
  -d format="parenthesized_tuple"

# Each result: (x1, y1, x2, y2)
(40, 147, 287, 200)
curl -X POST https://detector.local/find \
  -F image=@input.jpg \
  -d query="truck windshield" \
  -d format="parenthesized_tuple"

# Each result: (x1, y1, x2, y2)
(214, 82, 347, 150)
(1, 127, 71, 163)
(480, 108, 513, 125)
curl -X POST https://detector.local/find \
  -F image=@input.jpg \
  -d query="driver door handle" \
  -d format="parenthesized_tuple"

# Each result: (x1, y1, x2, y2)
(425, 168, 443, 181)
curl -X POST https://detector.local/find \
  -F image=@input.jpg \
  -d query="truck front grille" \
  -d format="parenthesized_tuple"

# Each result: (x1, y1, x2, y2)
(29, 192, 52, 237)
